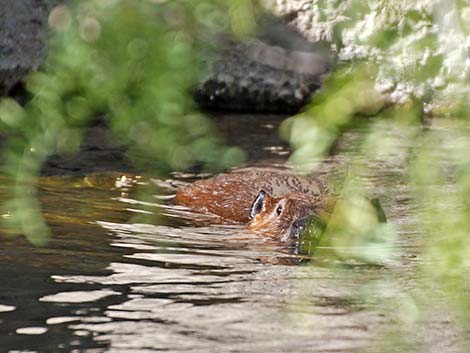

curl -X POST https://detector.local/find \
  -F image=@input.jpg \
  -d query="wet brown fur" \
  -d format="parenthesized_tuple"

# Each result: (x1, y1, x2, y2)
(174, 168, 334, 239)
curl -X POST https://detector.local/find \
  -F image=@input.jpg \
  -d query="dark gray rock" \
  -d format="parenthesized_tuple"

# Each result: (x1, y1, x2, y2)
(195, 17, 333, 113)
(0, 0, 44, 94)
(0, 0, 62, 95)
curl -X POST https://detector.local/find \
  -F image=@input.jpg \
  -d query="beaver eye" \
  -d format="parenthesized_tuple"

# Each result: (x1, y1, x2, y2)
(274, 199, 286, 217)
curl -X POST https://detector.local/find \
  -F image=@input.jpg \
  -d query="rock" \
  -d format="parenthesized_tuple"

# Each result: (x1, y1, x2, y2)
(195, 16, 333, 113)
(41, 123, 133, 176)
(0, 1, 332, 113)
(0, 0, 45, 94)
(0, 0, 62, 95)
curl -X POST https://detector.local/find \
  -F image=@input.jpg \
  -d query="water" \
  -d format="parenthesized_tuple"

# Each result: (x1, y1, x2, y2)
(0, 114, 465, 352)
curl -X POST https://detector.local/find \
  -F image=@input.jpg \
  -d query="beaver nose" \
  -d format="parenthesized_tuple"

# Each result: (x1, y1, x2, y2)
(249, 214, 262, 226)
(248, 214, 263, 230)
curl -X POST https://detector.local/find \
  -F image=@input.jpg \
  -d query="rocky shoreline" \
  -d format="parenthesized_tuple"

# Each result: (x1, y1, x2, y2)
(0, 1, 330, 113)
(0, 1, 328, 176)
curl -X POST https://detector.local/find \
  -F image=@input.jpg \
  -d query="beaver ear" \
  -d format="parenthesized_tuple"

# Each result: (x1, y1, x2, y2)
(249, 190, 267, 220)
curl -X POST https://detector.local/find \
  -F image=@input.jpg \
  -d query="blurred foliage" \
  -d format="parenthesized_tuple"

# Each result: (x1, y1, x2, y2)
(282, 0, 470, 350)
(0, 0, 469, 348)
(0, 0, 256, 244)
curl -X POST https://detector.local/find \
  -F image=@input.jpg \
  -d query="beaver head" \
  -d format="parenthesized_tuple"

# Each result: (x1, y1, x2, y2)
(248, 190, 320, 242)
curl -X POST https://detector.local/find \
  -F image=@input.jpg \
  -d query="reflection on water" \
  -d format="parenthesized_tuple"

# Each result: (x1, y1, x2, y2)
(0, 115, 465, 352)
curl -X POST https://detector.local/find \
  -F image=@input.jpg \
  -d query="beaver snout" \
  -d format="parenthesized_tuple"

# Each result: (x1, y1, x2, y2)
(248, 190, 317, 242)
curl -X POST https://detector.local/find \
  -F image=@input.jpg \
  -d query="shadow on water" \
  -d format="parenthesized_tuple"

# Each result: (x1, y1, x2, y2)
(0, 114, 459, 352)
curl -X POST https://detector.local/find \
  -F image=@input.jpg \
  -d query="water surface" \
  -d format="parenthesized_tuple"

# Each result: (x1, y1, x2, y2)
(0, 114, 465, 352)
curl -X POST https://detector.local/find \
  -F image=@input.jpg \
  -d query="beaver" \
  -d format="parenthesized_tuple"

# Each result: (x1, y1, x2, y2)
(247, 190, 333, 242)
(174, 167, 334, 241)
